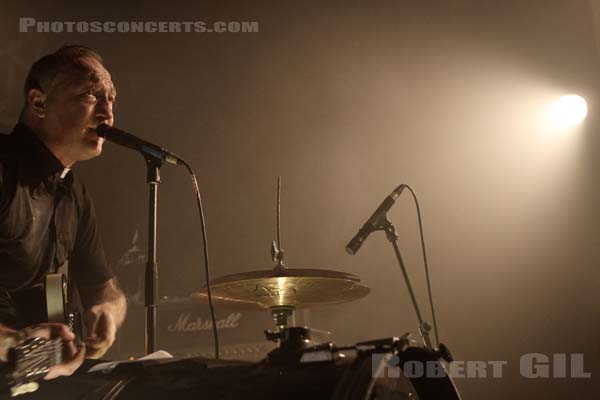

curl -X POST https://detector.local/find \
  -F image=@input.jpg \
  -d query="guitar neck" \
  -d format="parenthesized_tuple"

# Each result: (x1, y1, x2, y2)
(8, 337, 64, 384)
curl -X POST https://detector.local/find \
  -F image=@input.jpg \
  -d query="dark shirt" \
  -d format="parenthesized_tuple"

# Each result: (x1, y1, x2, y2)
(0, 123, 113, 324)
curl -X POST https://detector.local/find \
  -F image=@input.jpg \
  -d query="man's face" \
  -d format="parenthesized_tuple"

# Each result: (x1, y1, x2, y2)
(41, 58, 116, 163)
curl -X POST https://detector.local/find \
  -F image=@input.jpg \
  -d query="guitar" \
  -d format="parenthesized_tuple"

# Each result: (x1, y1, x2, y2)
(44, 274, 83, 340)
(1, 274, 82, 397)
(4, 336, 64, 397)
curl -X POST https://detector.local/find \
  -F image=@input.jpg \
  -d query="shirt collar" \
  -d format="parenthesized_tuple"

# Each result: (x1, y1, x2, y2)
(11, 123, 74, 188)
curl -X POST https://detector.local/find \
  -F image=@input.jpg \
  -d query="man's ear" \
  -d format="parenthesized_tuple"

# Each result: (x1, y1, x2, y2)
(27, 88, 47, 118)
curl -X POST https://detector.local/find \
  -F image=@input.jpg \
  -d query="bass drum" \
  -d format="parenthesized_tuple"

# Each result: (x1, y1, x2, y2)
(32, 345, 460, 400)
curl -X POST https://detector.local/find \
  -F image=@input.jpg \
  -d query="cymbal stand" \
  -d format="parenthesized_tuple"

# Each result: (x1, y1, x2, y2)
(266, 177, 297, 341)
(271, 176, 286, 272)
(271, 305, 296, 332)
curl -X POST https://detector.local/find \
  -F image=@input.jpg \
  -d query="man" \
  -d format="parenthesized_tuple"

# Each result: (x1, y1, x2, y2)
(0, 46, 127, 376)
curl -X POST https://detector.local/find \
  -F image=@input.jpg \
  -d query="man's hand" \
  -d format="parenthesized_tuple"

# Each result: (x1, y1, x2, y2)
(16, 323, 86, 380)
(83, 304, 117, 359)
(79, 278, 126, 359)
(35, 324, 86, 380)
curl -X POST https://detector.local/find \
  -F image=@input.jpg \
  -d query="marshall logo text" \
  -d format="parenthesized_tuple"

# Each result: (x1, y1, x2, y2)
(167, 312, 242, 333)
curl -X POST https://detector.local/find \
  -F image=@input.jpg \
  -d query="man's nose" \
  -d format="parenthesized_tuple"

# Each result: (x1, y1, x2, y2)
(95, 96, 114, 123)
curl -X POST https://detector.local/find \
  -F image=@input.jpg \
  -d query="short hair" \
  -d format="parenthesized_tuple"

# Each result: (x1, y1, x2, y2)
(23, 45, 104, 97)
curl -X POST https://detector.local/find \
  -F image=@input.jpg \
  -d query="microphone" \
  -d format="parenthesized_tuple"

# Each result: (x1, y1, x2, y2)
(346, 185, 406, 255)
(96, 124, 182, 165)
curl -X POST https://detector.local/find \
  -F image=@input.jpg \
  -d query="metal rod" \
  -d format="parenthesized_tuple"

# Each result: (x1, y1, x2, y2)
(145, 162, 160, 354)
(277, 176, 282, 252)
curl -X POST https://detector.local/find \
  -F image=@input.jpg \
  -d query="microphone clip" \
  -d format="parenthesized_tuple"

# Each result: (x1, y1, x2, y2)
(376, 216, 399, 243)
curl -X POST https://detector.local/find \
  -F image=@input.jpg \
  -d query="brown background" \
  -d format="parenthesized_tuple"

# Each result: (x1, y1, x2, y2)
(1, 0, 599, 398)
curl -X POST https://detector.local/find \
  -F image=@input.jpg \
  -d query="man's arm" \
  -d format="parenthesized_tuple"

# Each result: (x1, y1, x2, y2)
(78, 278, 126, 359)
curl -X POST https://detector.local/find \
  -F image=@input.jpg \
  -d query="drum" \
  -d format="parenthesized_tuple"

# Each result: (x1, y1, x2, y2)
(31, 341, 460, 400)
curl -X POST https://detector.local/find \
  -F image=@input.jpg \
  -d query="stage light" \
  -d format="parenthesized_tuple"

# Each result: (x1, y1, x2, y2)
(546, 94, 588, 131)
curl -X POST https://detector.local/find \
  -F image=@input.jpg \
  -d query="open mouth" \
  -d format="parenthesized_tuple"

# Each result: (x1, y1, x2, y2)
(85, 127, 105, 143)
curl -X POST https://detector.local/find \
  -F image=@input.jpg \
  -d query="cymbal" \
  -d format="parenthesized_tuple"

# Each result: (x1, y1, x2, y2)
(191, 268, 370, 309)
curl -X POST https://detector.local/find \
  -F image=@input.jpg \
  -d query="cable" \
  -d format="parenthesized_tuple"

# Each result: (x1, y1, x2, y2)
(401, 185, 440, 346)
(179, 159, 220, 359)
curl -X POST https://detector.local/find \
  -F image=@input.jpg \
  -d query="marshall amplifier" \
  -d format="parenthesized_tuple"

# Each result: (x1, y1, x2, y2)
(106, 296, 278, 361)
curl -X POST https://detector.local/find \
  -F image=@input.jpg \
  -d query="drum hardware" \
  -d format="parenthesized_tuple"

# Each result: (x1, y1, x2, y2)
(126, 178, 460, 397)
(269, 176, 292, 333)
(265, 326, 320, 364)
(191, 267, 370, 339)
(192, 177, 371, 339)
(270, 305, 295, 331)
(340, 337, 461, 400)
(354, 334, 412, 354)
(186, 180, 460, 397)
(264, 330, 413, 366)
(259, 327, 460, 399)
(436, 342, 453, 363)
(263, 329, 413, 366)
(355, 333, 453, 364)
(271, 176, 286, 270)
(264, 326, 335, 364)
(193, 269, 370, 309)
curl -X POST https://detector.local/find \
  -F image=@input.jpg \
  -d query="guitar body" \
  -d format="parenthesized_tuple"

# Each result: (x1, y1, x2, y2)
(44, 273, 83, 342)
(45, 274, 67, 323)
(2, 273, 81, 334)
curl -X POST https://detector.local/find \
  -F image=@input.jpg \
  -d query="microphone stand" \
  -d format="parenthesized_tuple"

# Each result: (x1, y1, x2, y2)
(378, 217, 434, 349)
(144, 155, 162, 354)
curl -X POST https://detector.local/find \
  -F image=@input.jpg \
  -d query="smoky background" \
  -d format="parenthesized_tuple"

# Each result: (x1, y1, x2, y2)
(1, 0, 599, 398)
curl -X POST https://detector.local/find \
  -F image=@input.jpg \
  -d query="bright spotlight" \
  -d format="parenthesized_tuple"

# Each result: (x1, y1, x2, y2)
(546, 94, 588, 131)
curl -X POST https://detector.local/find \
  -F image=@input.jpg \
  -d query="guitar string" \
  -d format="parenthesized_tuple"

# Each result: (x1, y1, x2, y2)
(14, 339, 62, 376)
